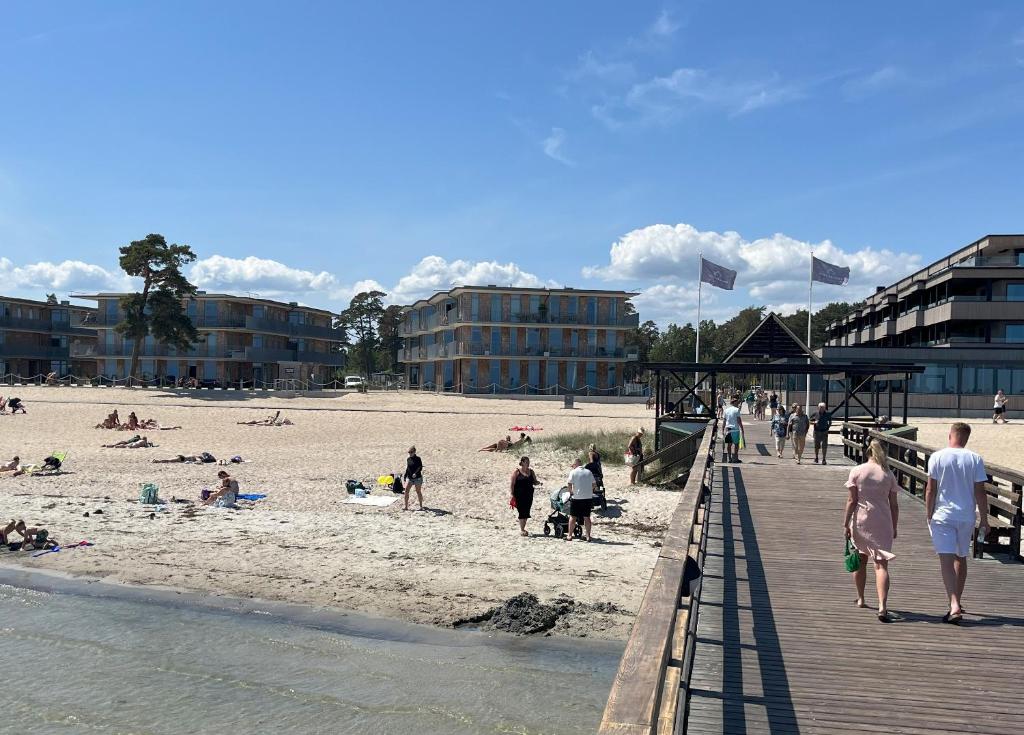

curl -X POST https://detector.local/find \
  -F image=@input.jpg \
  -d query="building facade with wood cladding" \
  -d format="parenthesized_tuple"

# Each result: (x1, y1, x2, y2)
(400, 286, 640, 394)
(0, 296, 97, 379)
(821, 234, 1024, 416)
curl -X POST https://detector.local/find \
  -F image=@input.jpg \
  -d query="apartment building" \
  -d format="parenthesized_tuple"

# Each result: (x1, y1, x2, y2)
(821, 234, 1024, 415)
(77, 292, 344, 385)
(0, 296, 97, 378)
(400, 286, 639, 394)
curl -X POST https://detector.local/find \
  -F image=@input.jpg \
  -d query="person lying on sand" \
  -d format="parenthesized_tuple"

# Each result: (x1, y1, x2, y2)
(203, 470, 239, 508)
(95, 410, 121, 429)
(480, 435, 513, 452)
(102, 435, 153, 449)
(509, 432, 532, 450)
(0, 457, 20, 472)
(237, 410, 282, 426)
(7, 397, 26, 414)
(152, 451, 216, 464)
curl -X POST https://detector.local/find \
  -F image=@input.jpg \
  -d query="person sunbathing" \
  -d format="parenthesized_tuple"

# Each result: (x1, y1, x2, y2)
(95, 409, 121, 429)
(123, 412, 140, 431)
(480, 435, 513, 452)
(103, 435, 153, 448)
(0, 456, 19, 472)
(508, 432, 532, 450)
(1, 520, 55, 550)
(152, 451, 216, 464)
(7, 397, 26, 414)
(237, 410, 282, 426)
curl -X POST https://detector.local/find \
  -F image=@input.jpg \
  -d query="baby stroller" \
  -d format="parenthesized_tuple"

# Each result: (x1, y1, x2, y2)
(592, 473, 607, 512)
(543, 486, 583, 539)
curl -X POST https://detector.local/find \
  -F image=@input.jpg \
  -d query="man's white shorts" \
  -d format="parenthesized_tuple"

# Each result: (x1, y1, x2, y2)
(929, 518, 975, 557)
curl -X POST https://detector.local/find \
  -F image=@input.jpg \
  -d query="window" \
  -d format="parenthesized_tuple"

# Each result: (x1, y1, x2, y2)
(585, 361, 597, 388)
(1006, 324, 1024, 343)
(489, 360, 500, 386)
(527, 360, 540, 388)
(471, 295, 480, 321)
(468, 360, 478, 387)
(546, 361, 558, 389)
(566, 361, 578, 389)
(252, 335, 263, 348)
(254, 305, 265, 319)
(510, 296, 521, 317)
(1007, 285, 1024, 301)
(961, 365, 996, 395)
(586, 297, 597, 324)
(490, 330, 500, 354)
(490, 296, 501, 322)
(507, 360, 519, 387)
(909, 364, 957, 394)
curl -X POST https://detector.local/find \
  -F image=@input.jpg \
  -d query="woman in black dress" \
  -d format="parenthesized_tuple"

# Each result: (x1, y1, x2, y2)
(509, 456, 542, 537)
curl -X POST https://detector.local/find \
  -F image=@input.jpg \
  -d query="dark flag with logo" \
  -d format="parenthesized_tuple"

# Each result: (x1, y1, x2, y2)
(699, 256, 737, 290)
(811, 256, 850, 286)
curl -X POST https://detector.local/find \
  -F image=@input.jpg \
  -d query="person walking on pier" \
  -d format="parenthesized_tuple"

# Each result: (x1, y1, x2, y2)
(844, 439, 900, 622)
(812, 402, 833, 465)
(787, 404, 810, 464)
(770, 405, 788, 459)
(723, 397, 745, 463)
(926, 422, 989, 625)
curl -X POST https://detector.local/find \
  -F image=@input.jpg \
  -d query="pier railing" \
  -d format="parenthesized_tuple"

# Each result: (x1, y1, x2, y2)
(639, 427, 708, 485)
(600, 418, 717, 735)
(842, 423, 1023, 561)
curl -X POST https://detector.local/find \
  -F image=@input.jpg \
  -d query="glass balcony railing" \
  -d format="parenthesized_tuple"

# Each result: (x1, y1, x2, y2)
(404, 312, 640, 331)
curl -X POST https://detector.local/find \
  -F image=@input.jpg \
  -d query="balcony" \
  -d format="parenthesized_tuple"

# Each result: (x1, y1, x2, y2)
(896, 307, 925, 332)
(0, 315, 95, 336)
(952, 255, 1022, 268)
(457, 342, 632, 359)
(295, 350, 346, 366)
(0, 343, 71, 359)
(93, 344, 232, 358)
(244, 316, 343, 341)
(448, 312, 640, 328)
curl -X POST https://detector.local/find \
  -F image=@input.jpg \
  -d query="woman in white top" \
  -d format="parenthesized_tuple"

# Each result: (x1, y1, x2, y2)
(992, 390, 1008, 424)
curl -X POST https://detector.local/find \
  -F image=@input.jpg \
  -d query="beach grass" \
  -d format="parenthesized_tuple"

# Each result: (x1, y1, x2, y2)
(540, 429, 635, 465)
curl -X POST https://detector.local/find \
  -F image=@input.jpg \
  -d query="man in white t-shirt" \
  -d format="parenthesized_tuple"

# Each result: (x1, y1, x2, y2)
(925, 422, 989, 624)
(566, 459, 596, 542)
(722, 397, 744, 463)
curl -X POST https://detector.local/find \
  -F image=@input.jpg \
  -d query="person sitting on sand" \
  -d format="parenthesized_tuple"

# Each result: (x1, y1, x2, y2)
(103, 435, 153, 449)
(203, 470, 239, 508)
(95, 409, 121, 429)
(119, 411, 141, 431)
(0, 396, 6, 413)
(45, 371, 59, 386)
(1, 520, 55, 550)
(479, 435, 513, 452)
(7, 397, 26, 414)
(0, 456, 20, 473)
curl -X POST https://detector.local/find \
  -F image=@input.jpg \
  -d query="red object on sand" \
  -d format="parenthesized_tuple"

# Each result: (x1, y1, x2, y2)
(509, 497, 517, 509)
(508, 426, 543, 432)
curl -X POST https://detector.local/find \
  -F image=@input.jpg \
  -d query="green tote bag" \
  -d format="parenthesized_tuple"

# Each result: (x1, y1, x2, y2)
(844, 539, 861, 573)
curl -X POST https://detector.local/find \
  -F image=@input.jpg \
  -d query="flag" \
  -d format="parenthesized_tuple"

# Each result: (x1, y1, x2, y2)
(700, 256, 737, 290)
(811, 256, 850, 286)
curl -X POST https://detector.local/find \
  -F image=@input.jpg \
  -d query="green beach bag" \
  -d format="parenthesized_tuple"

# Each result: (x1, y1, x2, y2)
(139, 483, 160, 505)
(844, 539, 860, 573)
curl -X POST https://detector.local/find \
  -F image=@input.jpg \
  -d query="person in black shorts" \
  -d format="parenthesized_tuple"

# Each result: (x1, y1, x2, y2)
(510, 456, 541, 536)
(403, 446, 424, 511)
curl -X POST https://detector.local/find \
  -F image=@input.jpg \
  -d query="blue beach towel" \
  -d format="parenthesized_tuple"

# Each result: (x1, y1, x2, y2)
(236, 493, 267, 501)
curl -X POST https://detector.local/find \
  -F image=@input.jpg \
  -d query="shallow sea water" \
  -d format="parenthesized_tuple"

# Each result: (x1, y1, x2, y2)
(0, 575, 621, 735)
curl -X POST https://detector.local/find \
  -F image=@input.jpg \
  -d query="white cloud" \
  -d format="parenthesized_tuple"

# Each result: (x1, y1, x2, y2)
(541, 127, 574, 166)
(649, 9, 681, 39)
(631, 282, 705, 326)
(585, 222, 922, 305)
(565, 51, 636, 84)
(189, 255, 339, 301)
(594, 68, 803, 127)
(390, 256, 559, 305)
(0, 256, 132, 295)
(843, 65, 908, 99)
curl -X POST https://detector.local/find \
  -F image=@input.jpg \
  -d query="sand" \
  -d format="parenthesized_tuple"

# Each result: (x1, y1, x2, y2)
(910, 418, 1024, 471)
(0, 387, 668, 639)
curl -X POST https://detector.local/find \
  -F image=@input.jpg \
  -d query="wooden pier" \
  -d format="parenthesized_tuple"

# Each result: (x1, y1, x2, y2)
(601, 419, 1024, 734)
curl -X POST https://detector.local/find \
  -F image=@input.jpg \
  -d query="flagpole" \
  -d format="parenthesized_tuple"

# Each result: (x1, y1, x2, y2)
(696, 253, 702, 401)
(805, 249, 813, 410)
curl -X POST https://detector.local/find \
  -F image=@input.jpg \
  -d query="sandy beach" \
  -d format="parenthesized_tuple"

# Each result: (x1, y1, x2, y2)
(0, 387, 671, 639)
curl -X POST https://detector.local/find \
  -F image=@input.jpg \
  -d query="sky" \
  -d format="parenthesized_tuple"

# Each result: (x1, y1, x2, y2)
(2, 1, 1023, 326)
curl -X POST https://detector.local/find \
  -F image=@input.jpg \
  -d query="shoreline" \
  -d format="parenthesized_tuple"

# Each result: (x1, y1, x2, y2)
(0, 562, 624, 655)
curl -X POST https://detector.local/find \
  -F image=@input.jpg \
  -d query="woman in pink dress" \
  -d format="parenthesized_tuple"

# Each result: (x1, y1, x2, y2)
(843, 439, 900, 622)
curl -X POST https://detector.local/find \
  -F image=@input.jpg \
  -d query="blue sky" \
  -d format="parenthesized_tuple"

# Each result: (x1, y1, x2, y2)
(2, 1, 1023, 324)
